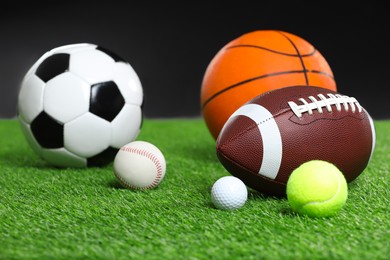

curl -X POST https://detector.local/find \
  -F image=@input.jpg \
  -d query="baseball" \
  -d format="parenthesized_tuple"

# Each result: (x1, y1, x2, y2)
(113, 140, 166, 190)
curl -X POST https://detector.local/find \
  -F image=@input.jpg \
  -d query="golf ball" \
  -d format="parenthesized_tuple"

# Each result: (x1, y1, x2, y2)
(211, 176, 248, 210)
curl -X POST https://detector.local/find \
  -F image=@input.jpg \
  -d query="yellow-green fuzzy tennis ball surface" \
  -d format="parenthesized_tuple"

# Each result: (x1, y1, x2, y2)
(286, 160, 348, 217)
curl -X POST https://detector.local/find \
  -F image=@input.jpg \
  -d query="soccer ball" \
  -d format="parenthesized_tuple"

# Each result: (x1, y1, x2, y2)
(17, 43, 143, 167)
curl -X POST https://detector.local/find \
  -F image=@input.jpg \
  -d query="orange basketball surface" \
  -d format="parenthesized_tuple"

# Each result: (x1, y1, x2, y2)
(200, 30, 337, 139)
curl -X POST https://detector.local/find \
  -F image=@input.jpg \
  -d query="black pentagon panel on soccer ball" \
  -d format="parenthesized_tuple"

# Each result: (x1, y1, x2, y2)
(35, 53, 70, 82)
(30, 112, 64, 148)
(87, 147, 118, 167)
(90, 81, 125, 122)
(96, 46, 127, 63)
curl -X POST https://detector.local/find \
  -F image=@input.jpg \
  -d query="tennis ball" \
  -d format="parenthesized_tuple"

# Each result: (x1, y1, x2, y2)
(286, 160, 348, 217)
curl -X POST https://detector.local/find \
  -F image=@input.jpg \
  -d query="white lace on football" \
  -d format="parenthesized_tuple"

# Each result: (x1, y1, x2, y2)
(288, 93, 362, 118)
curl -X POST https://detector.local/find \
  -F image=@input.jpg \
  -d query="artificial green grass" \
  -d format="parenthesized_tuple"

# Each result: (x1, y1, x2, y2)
(0, 118, 389, 259)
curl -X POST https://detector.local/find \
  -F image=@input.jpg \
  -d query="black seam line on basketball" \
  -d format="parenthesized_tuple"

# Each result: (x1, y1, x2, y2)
(278, 31, 309, 85)
(225, 44, 317, 57)
(201, 70, 335, 110)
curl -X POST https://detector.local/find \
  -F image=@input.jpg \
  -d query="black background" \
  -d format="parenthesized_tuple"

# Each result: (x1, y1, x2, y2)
(1, 2, 388, 119)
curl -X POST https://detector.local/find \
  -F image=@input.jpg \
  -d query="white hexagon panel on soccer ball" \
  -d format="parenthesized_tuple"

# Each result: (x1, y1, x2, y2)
(43, 72, 90, 124)
(64, 113, 111, 158)
(18, 74, 45, 124)
(113, 62, 143, 106)
(49, 43, 97, 56)
(111, 104, 142, 148)
(69, 48, 116, 84)
(41, 148, 87, 168)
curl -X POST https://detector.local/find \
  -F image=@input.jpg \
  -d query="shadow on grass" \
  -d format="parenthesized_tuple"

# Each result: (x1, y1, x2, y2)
(105, 179, 164, 192)
(106, 179, 126, 189)
(248, 189, 300, 216)
(248, 189, 286, 200)
(280, 207, 298, 217)
(247, 190, 301, 217)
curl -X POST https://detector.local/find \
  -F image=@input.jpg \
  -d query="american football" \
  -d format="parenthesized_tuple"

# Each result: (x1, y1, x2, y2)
(216, 85, 376, 196)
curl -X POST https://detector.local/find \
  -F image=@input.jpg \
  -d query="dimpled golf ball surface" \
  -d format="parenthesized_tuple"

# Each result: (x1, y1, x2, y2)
(211, 176, 248, 210)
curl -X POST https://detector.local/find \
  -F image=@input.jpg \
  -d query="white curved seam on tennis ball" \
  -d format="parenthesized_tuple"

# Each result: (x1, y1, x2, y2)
(301, 170, 341, 208)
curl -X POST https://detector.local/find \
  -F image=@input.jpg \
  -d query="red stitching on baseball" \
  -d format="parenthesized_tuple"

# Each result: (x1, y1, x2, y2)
(119, 146, 163, 189)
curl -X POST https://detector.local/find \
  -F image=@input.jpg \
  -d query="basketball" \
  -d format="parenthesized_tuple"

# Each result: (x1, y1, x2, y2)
(200, 30, 337, 139)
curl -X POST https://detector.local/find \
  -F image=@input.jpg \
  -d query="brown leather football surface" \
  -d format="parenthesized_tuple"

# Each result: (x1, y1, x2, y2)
(216, 85, 376, 197)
